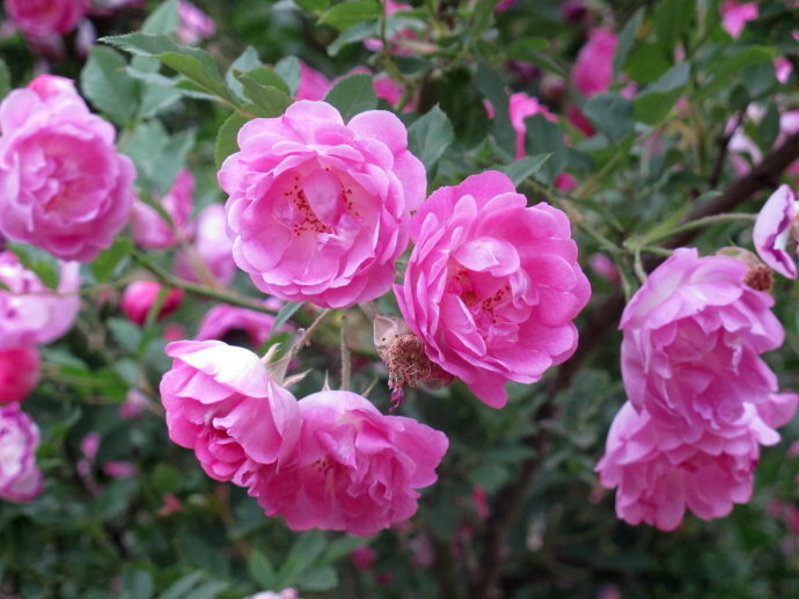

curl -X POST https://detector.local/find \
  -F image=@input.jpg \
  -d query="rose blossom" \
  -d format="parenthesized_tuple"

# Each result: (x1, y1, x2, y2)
(0, 250, 80, 349)
(0, 403, 43, 503)
(176, 0, 215, 45)
(572, 29, 617, 98)
(250, 390, 448, 536)
(395, 171, 590, 408)
(720, 0, 758, 38)
(508, 92, 556, 160)
(297, 62, 332, 101)
(131, 169, 195, 250)
(196, 301, 284, 349)
(219, 100, 426, 308)
(620, 248, 786, 442)
(753, 184, 798, 279)
(0, 75, 136, 262)
(160, 340, 300, 486)
(121, 280, 183, 327)
(0, 347, 40, 403)
(173, 203, 236, 287)
(4, 0, 88, 38)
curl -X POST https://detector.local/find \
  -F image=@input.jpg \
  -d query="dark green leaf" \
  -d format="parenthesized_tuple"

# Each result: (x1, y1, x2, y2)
(624, 41, 672, 84)
(319, 0, 380, 31)
(328, 22, 379, 56)
(91, 236, 133, 283)
(758, 102, 780, 151)
(475, 61, 515, 158)
(158, 573, 205, 599)
(296, 0, 329, 11)
(499, 154, 552, 186)
(471, 0, 500, 36)
(319, 536, 367, 565)
(583, 92, 634, 140)
(523, 114, 566, 185)
(699, 46, 775, 99)
(81, 46, 139, 126)
(653, 0, 694, 58)
(323, 73, 377, 120)
(439, 67, 490, 149)
(120, 568, 154, 599)
(270, 301, 305, 336)
(235, 72, 292, 117)
(614, 8, 644, 78)
(141, 0, 179, 35)
(123, 121, 194, 194)
(275, 531, 327, 587)
(632, 62, 690, 125)
(248, 550, 276, 589)
(215, 112, 250, 168)
(275, 56, 301, 95)
(0, 58, 10, 100)
(226, 47, 263, 101)
(408, 105, 454, 172)
(298, 566, 338, 592)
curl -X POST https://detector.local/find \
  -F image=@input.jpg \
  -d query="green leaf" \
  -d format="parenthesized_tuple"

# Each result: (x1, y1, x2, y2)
(0, 58, 10, 100)
(323, 73, 377, 120)
(408, 105, 454, 172)
(81, 46, 139, 126)
(152, 463, 182, 495)
(141, 0, 179, 35)
(698, 46, 775, 99)
(499, 154, 552, 186)
(275, 56, 301, 95)
(319, 0, 380, 31)
(270, 301, 305, 336)
(248, 550, 277, 589)
(439, 67, 490, 149)
(583, 92, 634, 140)
(471, 0, 500, 36)
(632, 61, 690, 125)
(101, 33, 234, 104)
(653, 0, 695, 58)
(613, 8, 644, 78)
(523, 114, 566, 185)
(298, 566, 338, 592)
(123, 121, 194, 194)
(319, 536, 367, 565)
(296, 0, 329, 11)
(234, 71, 293, 117)
(6, 243, 60, 290)
(475, 61, 515, 158)
(275, 531, 327, 587)
(159, 573, 205, 599)
(226, 46, 263, 101)
(91, 236, 133, 283)
(758, 102, 780, 151)
(624, 41, 671, 84)
(120, 568, 154, 599)
(215, 112, 250, 168)
(327, 22, 379, 56)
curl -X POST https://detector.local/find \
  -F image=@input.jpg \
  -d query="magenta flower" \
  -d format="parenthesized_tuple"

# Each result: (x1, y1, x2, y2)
(395, 171, 591, 408)
(720, 0, 758, 38)
(508, 92, 557, 160)
(131, 169, 195, 250)
(160, 340, 301, 486)
(196, 301, 284, 349)
(753, 184, 797, 279)
(173, 203, 236, 287)
(296, 62, 332, 101)
(0, 403, 43, 503)
(0, 75, 136, 262)
(121, 280, 183, 327)
(176, 1, 216, 45)
(220, 100, 426, 308)
(0, 250, 80, 349)
(4, 0, 88, 38)
(0, 347, 40, 404)
(620, 248, 786, 442)
(572, 29, 617, 98)
(250, 390, 448, 536)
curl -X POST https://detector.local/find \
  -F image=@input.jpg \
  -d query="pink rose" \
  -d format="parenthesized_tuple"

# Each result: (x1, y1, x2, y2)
(176, 0, 216, 45)
(173, 203, 236, 287)
(620, 248, 786, 442)
(121, 280, 183, 326)
(297, 62, 332, 101)
(508, 92, 556, 160)
(0, 403, 43, 503)
(131, 169, 195, 250)
(572, 29, 617, 98)
(720, 0, 758, 38)
(250, 390, 448, 536)
(219, 100, 426, 308)
(196, 301, 284, 349)
(159, 340, 301, 485)
(351, 545, 377, 570)
(4, 0, 88, 38)
(0, 250, 80, 349)
(395, 171, 591, 408)
(753, 184, 798, 279)
(0, 347, 40, 403)
(0, 75, 136, 262)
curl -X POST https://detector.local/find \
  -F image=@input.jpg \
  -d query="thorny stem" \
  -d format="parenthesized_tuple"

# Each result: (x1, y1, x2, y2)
(340, 312, 352, 391)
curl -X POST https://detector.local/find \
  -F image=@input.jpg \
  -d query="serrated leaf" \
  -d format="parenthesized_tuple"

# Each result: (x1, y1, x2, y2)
(226, 47, 263, 101)
(158, 573, 205, 599)
(613, 8, 644, 78)
(270, 301, 305, 336)
(323, 73, 377, 120)
(319, 0, 380, 30)
(235, 73, 292, 117)
(275, 531, 327, 587)
(632, 62, 690, 125)
(248, 550, 276, 589)
(583, 92, 634, 140)
(91, 236, 133, 283)
(523, 114, 566, 185)
(499, 154, 552, 185)
(698, 46, 776, 100)
(123, 121, 194, 194)
(81, 46, 139, 126)
(408, 105, 454, 172)
(215, 112, 250, 168)
(141, 0, 179, 35)
(654, 0, 694, 58)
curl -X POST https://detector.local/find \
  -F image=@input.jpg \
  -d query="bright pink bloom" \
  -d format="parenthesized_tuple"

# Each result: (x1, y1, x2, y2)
(373, 75, 411, 112)
(566, 103, 595, 137)
(495, 0, 517, 12)
(220, 100, 426, 308)
(0, 403, 43, 503)
(720, 1, 758, 38)
(0, 250, 80, 349)
(196, 302, 283, 349)
(297, 62, 332, 101)
(131, 169, 195, 250)
(176, 1, 216, 45)
(395, 171, 590, 408)
(173, 203, 236, 287)
(4, 0, 88, 37)
(0, 75, 136, 262)
(121, 280, 183, 327)
(250, 390, 448, 536)
(572, 29, 617, 98)
(0, 347, 40, 403)
(351, 545, 377, 570)
(508, 92, 556, 160)
(620, 248, 787, 441)
(753, 184, 798, 279)
(554, 172, 577, 193)
(160, 340, 301, 485)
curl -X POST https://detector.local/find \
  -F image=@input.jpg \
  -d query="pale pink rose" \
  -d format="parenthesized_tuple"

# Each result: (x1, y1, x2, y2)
(245, 590, 299, 599)
(220, 100, 426, 308)
(0, 347, 40, 404)
(508, 92, 556, 160)
(131, 169, 195, 250)
(159, 340, 301, 486)
(0, 75, 136, 262)
(775, 57, 793, 84)
(0, 250, 80, 349)
(395, 171, 591, 408)
(4, 0, 88, 37)
(753, 185, 798, 279)
(350, 545, 377, 570)
(176, 1, 215, 45)
(196, 301, 283, 349)
(121, 280, 183, 327)
(0, 403, 43, 502)
(620, 248, 786, 442)
(572, 29, 617, 98)
(720, 0, 758, 38)
(250, 390, 448, 536)
(173, 203, 236, 287)
(588, 252, 620, 283)
(297, 62, 332, 101)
